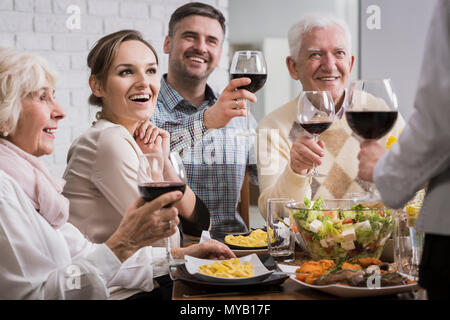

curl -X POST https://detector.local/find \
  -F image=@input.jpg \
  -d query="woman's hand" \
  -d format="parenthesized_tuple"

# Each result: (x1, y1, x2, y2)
(105, 192, 182, 262)
(171, 239, 236, 260)
(134, 121, 170, 154)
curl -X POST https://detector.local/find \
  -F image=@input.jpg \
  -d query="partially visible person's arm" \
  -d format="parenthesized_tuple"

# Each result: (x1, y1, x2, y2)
(374, 0, 450, 208)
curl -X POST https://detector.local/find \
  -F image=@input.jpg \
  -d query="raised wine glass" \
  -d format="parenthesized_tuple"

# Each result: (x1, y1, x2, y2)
(230, 50, 267, 136)
(137, 152, 187, 266)
(345, 79, 399, 201)
(297, 90, 335, 178)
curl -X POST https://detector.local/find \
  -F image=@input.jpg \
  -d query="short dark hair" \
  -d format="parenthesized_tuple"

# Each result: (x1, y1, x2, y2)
(168, 2, 226, 37)
(87, 30, 158, 107)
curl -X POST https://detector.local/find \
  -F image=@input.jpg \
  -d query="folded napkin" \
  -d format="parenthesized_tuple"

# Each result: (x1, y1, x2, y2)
(199, 230, 211, 243)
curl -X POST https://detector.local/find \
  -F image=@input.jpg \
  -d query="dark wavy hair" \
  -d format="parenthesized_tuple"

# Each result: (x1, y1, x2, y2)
(168, 2, 226, 37)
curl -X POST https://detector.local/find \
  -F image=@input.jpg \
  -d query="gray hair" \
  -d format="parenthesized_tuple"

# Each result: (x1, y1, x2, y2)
(288, 14, 352, 59)
(0, 46, 58, 135)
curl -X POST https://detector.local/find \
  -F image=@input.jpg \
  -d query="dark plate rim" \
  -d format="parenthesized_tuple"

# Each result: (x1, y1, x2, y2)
(210, 229, 281, 250)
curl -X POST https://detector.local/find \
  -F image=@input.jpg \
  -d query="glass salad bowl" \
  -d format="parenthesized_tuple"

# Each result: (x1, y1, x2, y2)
(287, 198, 395, 262)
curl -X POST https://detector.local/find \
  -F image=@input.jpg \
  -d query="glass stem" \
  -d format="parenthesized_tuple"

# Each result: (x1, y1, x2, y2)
(311, 135, 318, 175)
(166, 237, 172, 263)
(246, 99, 251, 132)
(368, 183, 375, 198)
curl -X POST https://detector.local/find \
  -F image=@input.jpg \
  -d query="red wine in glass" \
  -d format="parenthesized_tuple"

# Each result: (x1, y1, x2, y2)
(345, 79, 399, 201)
(137, 152, 187, 265)
(300, 121, 333, 135)
(139, 182, 186, 208)
(230, 50, 267, 136)
(345, 111, 398, 140)
(296, 91, 335, 178)
(230, 73, 267, 93)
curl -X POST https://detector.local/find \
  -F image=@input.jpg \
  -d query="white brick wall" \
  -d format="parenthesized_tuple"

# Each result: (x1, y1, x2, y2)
(0, 0, 230, 178)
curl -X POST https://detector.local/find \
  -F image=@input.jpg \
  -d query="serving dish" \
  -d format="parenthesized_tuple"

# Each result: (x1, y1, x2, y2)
(279, 264, 418, 298)
(287, 198, 395, 261)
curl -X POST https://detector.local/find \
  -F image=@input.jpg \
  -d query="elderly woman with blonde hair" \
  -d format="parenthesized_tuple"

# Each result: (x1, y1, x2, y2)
(0, 46, 233, 300)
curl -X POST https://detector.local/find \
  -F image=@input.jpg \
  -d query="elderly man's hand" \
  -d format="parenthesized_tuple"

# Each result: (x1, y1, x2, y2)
(357, 140, 387, 182)
(203, 78, 257, 129)
(290, 135, 325, 175)
(172, 239, 236, 260)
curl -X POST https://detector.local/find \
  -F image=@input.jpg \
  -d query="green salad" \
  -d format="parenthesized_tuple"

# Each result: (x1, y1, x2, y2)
(291, 197, 394, 260)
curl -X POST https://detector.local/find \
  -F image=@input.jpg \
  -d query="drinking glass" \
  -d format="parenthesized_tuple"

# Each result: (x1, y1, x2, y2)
(137, 152, 187, 266)
(393, 209, 424, 280)
(266, 198, 296, 263)
(345, 79, 399, 201)
(230, 50, 267, 136)
(296, 90, 335, 178)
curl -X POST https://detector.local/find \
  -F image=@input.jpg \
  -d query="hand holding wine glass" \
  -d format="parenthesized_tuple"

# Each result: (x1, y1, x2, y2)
(346, 79, 399, 201)
(296, 91, 335, 178)
(230, 50, 267, 136)
(137, 152, 187, 265)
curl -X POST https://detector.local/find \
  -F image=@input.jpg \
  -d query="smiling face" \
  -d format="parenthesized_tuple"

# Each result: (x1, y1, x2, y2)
(8, 81, 66, 157)
(91, 40, 160, 132)
(164, 15, 224, 83)
(287, 24, 354, 108)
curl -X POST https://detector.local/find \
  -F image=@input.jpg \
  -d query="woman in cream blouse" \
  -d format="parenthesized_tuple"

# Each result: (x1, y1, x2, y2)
(63, 31, 216, 255)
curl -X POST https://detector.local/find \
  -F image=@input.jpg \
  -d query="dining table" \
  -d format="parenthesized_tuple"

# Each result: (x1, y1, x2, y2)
(171, 235, 425, 301)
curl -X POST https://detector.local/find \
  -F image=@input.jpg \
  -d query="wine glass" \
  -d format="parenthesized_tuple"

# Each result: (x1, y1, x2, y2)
(296, 90, 335, 178)
(137, 152, 187, 266)
(345, 79, 399, 201)
(230, 50, 267, 136)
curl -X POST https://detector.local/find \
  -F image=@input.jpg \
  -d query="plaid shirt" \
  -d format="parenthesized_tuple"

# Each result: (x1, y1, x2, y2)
(151, 75, 257, 233)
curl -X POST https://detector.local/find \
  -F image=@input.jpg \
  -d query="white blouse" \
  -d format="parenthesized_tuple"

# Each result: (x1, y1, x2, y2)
(0, 169, 168, 299)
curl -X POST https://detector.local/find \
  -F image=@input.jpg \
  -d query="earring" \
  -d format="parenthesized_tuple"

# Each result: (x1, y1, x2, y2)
(95, 111, 102, 120)
(1, 131, 8, 137)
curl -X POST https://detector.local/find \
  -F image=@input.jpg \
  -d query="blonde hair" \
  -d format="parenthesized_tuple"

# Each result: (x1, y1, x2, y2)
(87, 30, 159, 107)
(0, 46, 58, 135)
(288, 13, 352, 60)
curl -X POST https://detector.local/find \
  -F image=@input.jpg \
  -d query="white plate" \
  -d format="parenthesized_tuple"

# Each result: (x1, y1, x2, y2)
(184, 253, 274, 284)
(279, 264, 419, 298)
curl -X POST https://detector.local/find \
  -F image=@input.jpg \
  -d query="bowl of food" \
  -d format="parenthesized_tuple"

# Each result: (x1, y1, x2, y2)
(287, 197, 395, 261)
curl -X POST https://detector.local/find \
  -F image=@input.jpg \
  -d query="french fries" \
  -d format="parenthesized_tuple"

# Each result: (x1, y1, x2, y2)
(198, 258, 254, 278)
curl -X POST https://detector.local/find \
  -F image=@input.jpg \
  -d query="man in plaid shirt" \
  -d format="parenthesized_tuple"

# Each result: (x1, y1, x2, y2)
(151, 3, 258, 233)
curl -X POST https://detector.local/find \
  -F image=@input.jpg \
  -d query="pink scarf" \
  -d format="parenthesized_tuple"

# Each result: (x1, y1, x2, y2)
(0, 139, 69, 229)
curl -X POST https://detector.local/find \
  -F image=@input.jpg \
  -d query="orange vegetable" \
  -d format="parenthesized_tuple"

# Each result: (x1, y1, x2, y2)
(323, 211, 334, 218)
(358, 257, 381, 268)
(295, 273, 308, 281)
(343, 217, 353, 224)
(341, 262, 362, 271)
